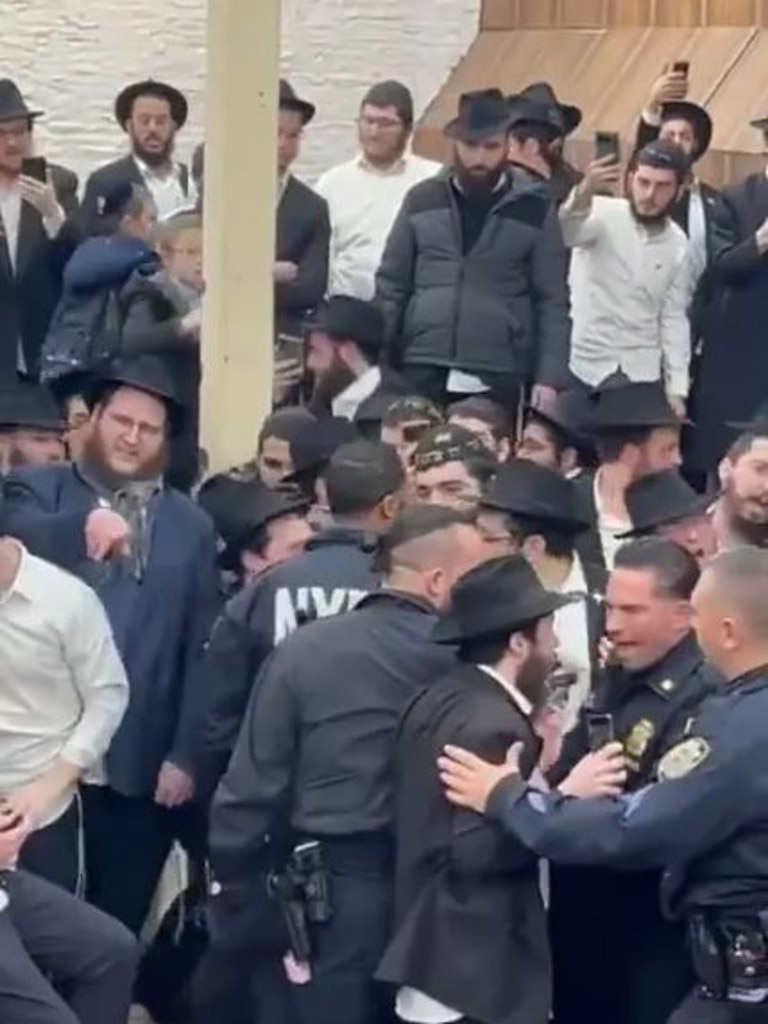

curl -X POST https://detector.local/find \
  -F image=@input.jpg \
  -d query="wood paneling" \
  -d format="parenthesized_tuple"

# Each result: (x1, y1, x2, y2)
(481, 0, 763, 27)
(604, 0, 652, 26)
(650, 0, 703, 27)
(514, 0, 559, 28)
(480, 0, 515, 30)
(702, 31, 768, 149)
(558, 0, 608, 27)
(703, 0, 758, 26)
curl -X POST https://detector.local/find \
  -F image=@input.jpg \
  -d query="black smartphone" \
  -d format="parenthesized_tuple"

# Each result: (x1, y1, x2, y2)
(595, 131, 620, 164)
(21, 156, 48, 182)
(672, 60, 690, 76)
(587, 712, 615, 752)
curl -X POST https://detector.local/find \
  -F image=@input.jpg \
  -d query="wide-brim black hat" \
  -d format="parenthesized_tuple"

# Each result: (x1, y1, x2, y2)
(661, 101, 713, 159)
(433, 554, 573, 644)
(83, 355, 184, 435)
(579, 379, 680, 436)
(306, 296, 384, 353)
(198, 474, 308, 570)
(518, 82, 581, 136)
(0, 383, 64, 432)
(0, 79, 42, 122)
(279, 78, 315, 125)
(618, 470, 713, 538)
(115, 79, 188, 130)
(525, 390, 593, 449)
(444, 88, 512, 143)
(480, 458, 592, 533)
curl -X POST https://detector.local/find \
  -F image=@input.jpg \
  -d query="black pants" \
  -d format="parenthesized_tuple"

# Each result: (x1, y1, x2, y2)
(669, 990, 768, 1023)
(18, 800, 80, 894)
(0, 869, 137, 1024)
(82, 785, 206, 935)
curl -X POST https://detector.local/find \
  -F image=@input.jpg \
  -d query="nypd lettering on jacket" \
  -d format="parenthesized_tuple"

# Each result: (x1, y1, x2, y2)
(273, 586, 369, 644)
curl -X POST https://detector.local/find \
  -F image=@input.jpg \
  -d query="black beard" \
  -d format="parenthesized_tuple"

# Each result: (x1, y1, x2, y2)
(133, 138, 174, 168)
(454, 163, 504, 196)
(629, 195, 677, 226)
(306, 360, 356, 417)
(729, 513, 768, 548)
(515, 651, 554, 714)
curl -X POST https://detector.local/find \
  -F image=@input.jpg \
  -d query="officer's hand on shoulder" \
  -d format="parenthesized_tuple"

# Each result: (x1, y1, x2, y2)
(559, 742, 627, 800)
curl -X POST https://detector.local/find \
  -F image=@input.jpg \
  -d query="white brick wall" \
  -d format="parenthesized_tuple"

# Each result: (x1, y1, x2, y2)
(1, 0, 479, 187)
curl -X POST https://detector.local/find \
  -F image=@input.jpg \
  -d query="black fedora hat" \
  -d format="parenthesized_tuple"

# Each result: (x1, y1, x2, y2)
(516, 82, 581, 136)
(660, 101, 713, 159)
(444, 89, 511, 143)
(433, 554, 573, 644)
(279, 79, 316, 125)
(83, 355, 184, 434)
(0, 382, 63, 432)
(618, 470, 712, 539)
(198, 474, 308, 570)
(480, 458, 591, 532)
(0, 79, 42, 122)
(115, 79, 188, 130)
(306, 295, 384, 353)
(579, 378, 679, 436)
(525, 389, 593, 450)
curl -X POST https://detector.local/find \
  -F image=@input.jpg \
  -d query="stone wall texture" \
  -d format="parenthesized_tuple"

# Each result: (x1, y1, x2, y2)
(1, 0, 479, 187)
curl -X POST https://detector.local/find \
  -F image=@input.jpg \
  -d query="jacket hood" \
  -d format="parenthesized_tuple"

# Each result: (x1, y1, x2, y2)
(63, 235, 159, 294)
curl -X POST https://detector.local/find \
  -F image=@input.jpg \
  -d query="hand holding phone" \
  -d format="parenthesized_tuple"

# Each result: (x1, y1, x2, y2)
(594, 131, 621, 165)
(21, 156, 48, 183)
(587, 712, 615, 753)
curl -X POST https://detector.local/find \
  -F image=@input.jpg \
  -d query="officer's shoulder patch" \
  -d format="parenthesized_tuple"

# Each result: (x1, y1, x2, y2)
(650, 676, 678, 698)
(658, 737, 711, 781)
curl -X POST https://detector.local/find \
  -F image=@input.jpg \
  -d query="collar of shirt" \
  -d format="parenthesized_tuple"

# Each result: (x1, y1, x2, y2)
(478, 663, 533, 718)
(593, 469, 631, 529)
(560, 551, 587, 595)
(133, 154, 184, 186)
(331, 365, 381, 420)
(0, 540, 34, 605)
(451, 171, 509, 198)
(356, 152, 408, 175)
(278, 171, 291, 204)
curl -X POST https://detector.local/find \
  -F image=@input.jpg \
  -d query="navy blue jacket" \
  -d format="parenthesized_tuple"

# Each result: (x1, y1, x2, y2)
(487, 665, 768, 919)
(195, 525, 379, 794)
(2, 464, 221, 797)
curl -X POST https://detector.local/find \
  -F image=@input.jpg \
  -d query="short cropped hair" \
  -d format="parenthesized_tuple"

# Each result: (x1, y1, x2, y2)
(703, 548, 768, 639)
(726, 428, 768, 464)
(613, 536, 700, 600)
(596, 427, 657, 464)
(324, 440, 404, 517)
(447, 396, 511, 442)
(375, 504, 475, 574)
(361, 80, 414, 129)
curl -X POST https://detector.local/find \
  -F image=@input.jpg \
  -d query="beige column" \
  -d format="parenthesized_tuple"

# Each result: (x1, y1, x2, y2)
(201, 0, 280, 472)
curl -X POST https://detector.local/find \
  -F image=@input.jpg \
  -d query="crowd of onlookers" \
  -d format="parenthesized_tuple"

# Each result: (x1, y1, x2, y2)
(2, 61, 768, 1024)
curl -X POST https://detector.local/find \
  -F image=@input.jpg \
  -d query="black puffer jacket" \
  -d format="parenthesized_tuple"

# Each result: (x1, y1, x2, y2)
(375, 168, 571, 387)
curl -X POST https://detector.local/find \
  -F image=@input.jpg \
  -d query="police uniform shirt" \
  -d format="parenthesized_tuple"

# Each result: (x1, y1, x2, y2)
(0, 542, 129, 828)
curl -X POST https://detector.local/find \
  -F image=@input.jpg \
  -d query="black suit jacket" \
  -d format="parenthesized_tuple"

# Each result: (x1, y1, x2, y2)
(275, 175, 330, 338)
(378, 663, 550, 1024)
(80, 154, 190, 235)
(0, 198, 81, 384)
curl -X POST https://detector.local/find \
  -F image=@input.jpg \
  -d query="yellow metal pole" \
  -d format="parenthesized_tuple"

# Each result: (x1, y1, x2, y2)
(201, 0, 279, 471)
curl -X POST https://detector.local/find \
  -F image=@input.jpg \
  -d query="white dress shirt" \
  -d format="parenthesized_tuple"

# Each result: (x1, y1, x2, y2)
(592, 471, 632, 570)
(561, 194, 691, 398)
(331, 365, 381, 421)
(553, 554, 593, 733)
(133, 156, 192, 221)
(396, 664, 534, 1024)
(316, 152, 441, 300)
(0, 543, 129, 828)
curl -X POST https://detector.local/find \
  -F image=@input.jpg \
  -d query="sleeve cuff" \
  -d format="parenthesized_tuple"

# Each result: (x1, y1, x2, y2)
(486, 776, 530, 822)
(642, 107, 663, 127)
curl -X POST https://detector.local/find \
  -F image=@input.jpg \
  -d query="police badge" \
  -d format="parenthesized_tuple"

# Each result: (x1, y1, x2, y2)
(658, 737, 711, 780)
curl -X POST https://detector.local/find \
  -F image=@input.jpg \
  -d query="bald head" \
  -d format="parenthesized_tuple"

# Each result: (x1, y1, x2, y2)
(378, 505, 489, 610)
(693, 548, 768, 678)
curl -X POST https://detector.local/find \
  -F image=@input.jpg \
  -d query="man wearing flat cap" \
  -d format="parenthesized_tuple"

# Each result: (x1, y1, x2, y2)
(378, 554, 584, 1024)
(81, 79, 192, 233)
(688, 108, 768, 481)
(561, 140, 692, 420)
(376, 88, 571, 413)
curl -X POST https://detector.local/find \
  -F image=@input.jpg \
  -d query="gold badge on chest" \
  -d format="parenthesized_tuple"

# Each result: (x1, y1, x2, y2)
(624, 718, 655, 761)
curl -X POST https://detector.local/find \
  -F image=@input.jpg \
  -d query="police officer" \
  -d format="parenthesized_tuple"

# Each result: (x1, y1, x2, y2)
(195, 439, 406, 796)
(439, 546, 768, 1024)
(209, 505, 489, 1024)
(546, 537, 720, 1024)
(0, 804, 137, 1024)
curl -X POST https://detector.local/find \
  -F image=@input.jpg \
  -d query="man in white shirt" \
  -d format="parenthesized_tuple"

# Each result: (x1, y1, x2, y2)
(0, 530, 128, 892)
(562, 140, 692, 418)
(306, 294, 407, 421)
(315, 80, 440, 299)
(572, 379, 683, 571)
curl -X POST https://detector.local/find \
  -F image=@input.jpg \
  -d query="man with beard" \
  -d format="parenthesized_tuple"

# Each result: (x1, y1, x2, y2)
(562, 140, 692, 419)
(376, 89, 570, 412)
(712, 424, 768, 550)
(378, 555, 600, 1024)
(81, 80, 192, 234)
(507, 84, 583, 206)
(1, 355, 220, 934)
(0, 382, 65, 472)
(305, 295, 409, 421)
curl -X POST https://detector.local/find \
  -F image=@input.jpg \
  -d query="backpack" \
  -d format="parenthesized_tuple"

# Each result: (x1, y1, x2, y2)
(41, 286, 124, 385)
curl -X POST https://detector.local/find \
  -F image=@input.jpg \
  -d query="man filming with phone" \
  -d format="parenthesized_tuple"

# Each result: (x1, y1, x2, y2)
(545, 537, 719, 1024)
(561, 137, 692, 421)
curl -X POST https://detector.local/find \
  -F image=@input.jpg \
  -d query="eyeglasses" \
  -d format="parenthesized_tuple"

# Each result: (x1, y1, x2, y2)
(0, 124, 30, 141)
(358, 115, 403, 131)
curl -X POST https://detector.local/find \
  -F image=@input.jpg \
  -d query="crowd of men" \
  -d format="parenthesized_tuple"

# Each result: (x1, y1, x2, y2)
(1, 60, 768, 1024)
